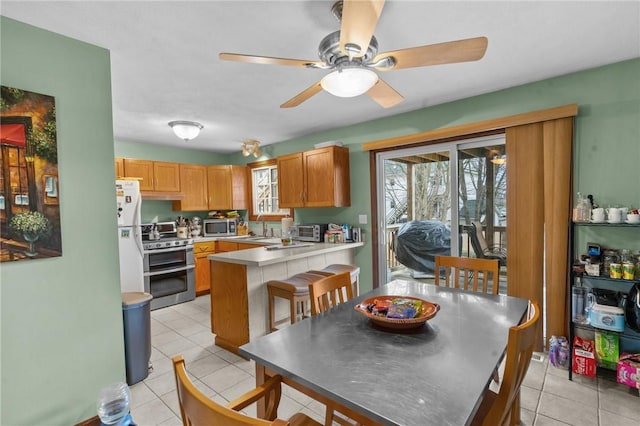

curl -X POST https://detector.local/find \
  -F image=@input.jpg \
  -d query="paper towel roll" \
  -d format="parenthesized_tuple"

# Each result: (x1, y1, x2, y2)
(281, 217, 293, 236)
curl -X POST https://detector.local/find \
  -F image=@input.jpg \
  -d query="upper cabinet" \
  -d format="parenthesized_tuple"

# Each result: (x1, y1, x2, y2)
(277, 146, 350, 208)
(115, 157, 124, 178)
(207, 165, 247, 210)
(121, 159, 180, 192)
(173, 164, 209, 211)
(114, 157, 248, 210)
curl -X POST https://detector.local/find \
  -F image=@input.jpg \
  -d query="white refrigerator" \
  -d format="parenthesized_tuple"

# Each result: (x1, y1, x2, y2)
(116, 179, 144, 293)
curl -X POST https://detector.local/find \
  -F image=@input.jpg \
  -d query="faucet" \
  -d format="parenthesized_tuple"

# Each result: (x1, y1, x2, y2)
(257, 214, 267, 237)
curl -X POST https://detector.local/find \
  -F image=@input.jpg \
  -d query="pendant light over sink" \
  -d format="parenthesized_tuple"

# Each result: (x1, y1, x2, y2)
(168, 121, 203, 142)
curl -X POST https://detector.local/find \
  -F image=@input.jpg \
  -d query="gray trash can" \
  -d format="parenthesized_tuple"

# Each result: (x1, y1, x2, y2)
(122, 292, 153, 385)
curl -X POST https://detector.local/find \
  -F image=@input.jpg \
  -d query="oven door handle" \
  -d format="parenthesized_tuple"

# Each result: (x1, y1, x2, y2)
(144, 265, 195, 277)
(143, 245, 194, 255)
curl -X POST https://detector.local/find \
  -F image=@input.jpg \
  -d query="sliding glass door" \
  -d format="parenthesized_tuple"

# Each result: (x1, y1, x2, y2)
(376, 135, 507, 289)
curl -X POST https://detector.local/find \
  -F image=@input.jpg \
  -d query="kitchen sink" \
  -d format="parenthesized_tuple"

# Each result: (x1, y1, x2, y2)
(236, 236, 282, 244)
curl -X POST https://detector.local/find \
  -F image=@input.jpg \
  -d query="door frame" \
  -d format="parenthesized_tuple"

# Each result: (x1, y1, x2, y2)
(373, 135, 505, 287)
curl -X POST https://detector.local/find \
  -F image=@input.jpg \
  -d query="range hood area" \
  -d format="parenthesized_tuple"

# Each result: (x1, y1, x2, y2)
(140, 191, 184, 201)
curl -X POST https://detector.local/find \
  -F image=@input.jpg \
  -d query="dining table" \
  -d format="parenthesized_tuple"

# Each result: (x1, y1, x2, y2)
(239, 279, 530, 426)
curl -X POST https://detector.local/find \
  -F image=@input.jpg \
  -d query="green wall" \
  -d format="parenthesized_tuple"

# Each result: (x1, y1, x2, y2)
(1, 17, 125, 424)
(2, 14, 637, 425)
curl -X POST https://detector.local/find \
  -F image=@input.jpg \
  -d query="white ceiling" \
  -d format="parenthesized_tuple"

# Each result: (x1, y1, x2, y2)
(2, 1, 639, 154)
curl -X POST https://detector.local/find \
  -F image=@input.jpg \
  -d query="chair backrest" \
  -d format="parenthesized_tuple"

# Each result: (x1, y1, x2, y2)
(471, 221, 490, 253)
(309, 271, 354, 315)
(434, 255, 500, 294)
(482, 301, 540, 426)
(172, 355, 288, 426)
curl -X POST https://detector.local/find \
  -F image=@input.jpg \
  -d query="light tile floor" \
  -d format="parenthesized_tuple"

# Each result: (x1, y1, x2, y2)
(130, 296, 640, 425)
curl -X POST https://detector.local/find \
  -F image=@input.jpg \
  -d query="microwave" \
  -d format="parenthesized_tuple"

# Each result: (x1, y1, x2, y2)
(292, 224, 328, 242)
(203, 218, 237, 237)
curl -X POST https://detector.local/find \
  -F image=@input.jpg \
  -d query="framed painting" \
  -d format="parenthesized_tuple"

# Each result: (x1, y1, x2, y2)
(0, 85, 62, 261)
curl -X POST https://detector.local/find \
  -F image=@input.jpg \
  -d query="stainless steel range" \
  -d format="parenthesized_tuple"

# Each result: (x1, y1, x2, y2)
(141, 222, 195, 310)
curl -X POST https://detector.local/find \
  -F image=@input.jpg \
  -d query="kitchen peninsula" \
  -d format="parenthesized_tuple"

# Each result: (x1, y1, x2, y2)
(208, 241, 364, 353)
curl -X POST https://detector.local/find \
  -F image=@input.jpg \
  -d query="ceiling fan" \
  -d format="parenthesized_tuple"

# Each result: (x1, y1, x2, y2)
(219, 0, 488, 109)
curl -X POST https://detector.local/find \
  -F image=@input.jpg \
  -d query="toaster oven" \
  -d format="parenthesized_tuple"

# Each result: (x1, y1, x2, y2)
(292, 224, 329, 242)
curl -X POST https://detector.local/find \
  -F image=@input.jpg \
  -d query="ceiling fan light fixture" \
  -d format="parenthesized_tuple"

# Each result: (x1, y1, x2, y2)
(321, 67, 378, 98)
(168, 120, 203, 141)
(241, 139, 261, 158)
(490, 155, 506, 165)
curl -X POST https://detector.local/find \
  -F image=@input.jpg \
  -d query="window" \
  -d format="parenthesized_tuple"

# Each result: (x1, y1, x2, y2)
(247, 159, 291, 221)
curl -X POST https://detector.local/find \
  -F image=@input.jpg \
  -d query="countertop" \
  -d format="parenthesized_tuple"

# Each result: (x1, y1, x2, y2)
(192, 235, 281, 245)
(208, 241, 364, 267)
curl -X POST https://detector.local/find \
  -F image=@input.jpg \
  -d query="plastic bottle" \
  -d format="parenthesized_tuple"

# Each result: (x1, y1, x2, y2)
(573, 192, 590, 222)
(97, 382, 136, 425)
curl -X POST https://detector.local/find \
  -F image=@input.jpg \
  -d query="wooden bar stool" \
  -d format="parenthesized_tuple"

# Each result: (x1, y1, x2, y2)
(267, 272, 325, 332)
(307, 264, 361, 297)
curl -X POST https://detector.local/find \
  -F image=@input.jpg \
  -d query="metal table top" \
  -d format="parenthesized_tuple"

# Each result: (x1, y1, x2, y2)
(240, 279, 529, 426)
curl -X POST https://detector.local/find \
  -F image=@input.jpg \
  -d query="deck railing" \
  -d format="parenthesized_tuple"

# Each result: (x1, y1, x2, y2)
(385, 224, 507, 268)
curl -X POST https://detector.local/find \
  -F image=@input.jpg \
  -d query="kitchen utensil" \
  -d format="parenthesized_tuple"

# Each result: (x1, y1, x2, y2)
(626, 213, 640, 224)
(606, 207, 622, 223)
(176, 227, 188, 238)
(591, 208, 605, 222)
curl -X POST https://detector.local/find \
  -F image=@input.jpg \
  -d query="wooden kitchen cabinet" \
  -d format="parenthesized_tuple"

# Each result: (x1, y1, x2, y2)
(194, 241, 215, 296)
(216, 240, 239, 253)
(122, 159, 180, 192)
(115, 157, 124, 178)
(207, 165, 248, 210)
(173, 164, 208, 211)
(277, 145, 350, 208)
(216, 240, 263, 253)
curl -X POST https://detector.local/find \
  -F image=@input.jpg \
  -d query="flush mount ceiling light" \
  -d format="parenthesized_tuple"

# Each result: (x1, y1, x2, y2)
(168, 120, 203, 142)
(320, 67, 379, 98)
(241, 139, 261, 158)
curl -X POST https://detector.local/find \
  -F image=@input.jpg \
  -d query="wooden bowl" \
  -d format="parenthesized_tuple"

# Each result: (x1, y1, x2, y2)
(354, 295, 440, 330)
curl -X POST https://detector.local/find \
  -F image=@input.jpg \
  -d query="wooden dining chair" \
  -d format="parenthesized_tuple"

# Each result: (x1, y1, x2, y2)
(307, 272, 359, 426)
(470, 301, 541, 426)
(172, 355, 321, 426)
(308, 271, 354, 316)
(434, 255, 500, 294)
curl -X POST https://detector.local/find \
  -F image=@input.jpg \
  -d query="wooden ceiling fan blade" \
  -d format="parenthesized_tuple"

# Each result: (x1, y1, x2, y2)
(373, 36, 488, 70)
(367, 78, 404, 108)
(280, 81, 323, 108)
(219, 53, 323, 68)
(340, 0, 385, 58)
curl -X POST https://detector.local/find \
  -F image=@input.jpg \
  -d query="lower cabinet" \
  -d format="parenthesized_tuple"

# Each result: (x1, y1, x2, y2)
(194, 242, 216, 296)
(196, 240, 265, 296)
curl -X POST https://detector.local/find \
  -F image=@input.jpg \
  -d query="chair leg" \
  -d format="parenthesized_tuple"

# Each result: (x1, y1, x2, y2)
(290, 297, 298, 325)
(268, 292, 276, 333)
(509, 390, 521, 426)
